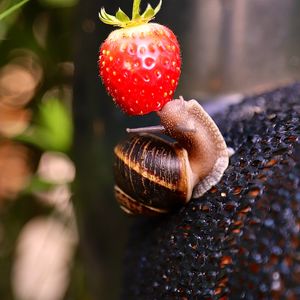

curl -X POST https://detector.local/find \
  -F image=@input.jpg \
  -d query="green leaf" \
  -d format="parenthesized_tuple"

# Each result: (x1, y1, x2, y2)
(154, 0, 162, 15)
(140, 0, 162, 21)
(16, 98, 73, 152)
(141, 4, 155, 19)
(0, 0, 30, 21)
(99, 8, 123, 26)
(116, 8, 130, 23)
(101, 9, 118, 22)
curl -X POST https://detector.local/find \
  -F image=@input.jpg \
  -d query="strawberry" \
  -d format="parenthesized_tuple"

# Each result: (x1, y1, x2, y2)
(98, 0, 181, 115)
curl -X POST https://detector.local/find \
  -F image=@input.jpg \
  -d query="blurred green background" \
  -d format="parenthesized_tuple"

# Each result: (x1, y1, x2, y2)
(0, 0, 87, 299)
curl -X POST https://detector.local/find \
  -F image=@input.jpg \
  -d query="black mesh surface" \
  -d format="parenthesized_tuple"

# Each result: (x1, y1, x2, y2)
(122, 83, 300, 300)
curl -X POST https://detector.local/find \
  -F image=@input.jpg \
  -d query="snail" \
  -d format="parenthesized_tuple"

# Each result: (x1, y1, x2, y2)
(114, 97, 229, 215)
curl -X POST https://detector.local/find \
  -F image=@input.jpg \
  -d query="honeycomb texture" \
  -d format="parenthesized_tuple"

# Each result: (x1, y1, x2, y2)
(122, 83, 300, 300)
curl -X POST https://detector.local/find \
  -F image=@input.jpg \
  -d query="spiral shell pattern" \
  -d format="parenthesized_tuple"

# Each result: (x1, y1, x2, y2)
(114, 133, 191, 215)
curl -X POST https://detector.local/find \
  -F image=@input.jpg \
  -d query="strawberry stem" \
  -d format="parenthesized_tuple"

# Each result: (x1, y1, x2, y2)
(132, 0, 141, 20)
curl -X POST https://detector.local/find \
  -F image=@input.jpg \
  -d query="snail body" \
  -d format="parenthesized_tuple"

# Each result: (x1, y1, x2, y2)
(114, 98, 229, 215)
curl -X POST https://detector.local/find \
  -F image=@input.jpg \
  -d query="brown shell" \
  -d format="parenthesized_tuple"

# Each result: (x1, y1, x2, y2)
(113, 133, 192, 215)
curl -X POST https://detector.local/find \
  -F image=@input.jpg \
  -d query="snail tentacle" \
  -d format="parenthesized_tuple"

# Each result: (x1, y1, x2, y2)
(126, 125, 165, 134)
(126, 125, 196, 134)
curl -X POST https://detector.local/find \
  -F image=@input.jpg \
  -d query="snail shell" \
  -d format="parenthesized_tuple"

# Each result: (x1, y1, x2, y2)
(114, 97, 229, 215)
(114, 133, 193, 215)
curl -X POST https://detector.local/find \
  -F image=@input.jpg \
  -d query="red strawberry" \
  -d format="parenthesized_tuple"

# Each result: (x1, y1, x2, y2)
(98, 0, 181, 115)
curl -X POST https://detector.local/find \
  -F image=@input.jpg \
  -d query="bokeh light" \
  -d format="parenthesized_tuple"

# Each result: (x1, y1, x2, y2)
(12, 216, 78, 300)
(0, 141, 33, 202)
(0, 1, 79, 299)
(0, 51, 43, 107)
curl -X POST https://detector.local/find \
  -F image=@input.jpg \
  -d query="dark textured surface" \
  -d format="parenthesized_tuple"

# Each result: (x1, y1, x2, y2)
(122, 83, 300, 299)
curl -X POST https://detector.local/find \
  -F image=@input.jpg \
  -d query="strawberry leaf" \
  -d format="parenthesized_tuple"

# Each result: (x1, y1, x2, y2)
(99, 8, 123, 27)
(141, 0, 161, 22)
(153, 0, 162, 15)
(116, 8, 130, 23)
(141, 4, 155, 19)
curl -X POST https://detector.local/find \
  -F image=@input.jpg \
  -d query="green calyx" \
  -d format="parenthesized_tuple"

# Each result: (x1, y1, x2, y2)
(99, 0, 162, 28)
